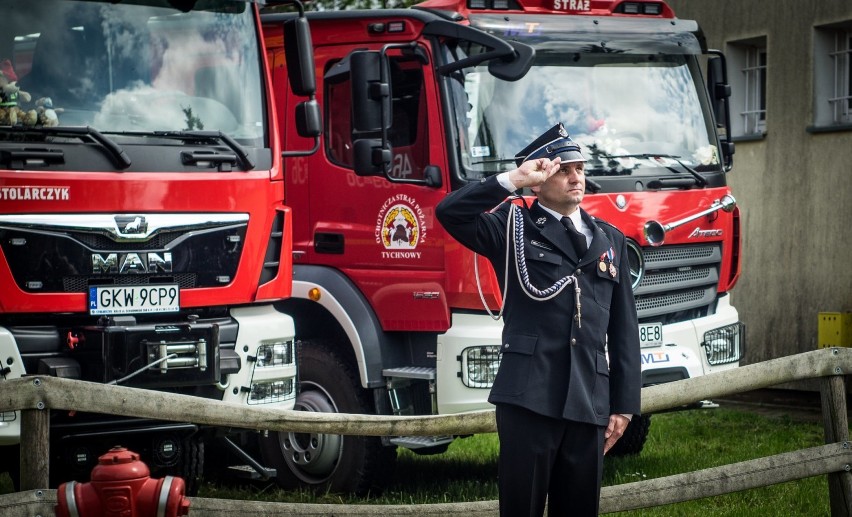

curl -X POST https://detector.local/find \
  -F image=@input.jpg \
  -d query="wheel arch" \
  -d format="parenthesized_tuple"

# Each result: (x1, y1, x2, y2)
(276, 265, 389, 389)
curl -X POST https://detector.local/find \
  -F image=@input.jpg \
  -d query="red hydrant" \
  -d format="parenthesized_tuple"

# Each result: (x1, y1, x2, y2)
(55, 446, 191, 517)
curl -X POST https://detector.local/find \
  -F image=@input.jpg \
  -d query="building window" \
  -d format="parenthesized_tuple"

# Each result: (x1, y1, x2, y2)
(814, 23, 852, 127)
(727, 37, 768, 138)
(743, 47, 767, 133)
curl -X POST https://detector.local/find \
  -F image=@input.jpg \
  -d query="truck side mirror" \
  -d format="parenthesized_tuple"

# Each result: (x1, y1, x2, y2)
(350, 50, 392, 176)
(707, 51, 735, 172)
(707, 55, 729, 127)
(283, 16, 316, 97)
(353, 138, 391, 176)
(423, 20, 534, 81)
(350, 51, 392, 133)
(269, 0, 322, 157)
(296, 99, 321, 138)
(487, 40, 535, 82)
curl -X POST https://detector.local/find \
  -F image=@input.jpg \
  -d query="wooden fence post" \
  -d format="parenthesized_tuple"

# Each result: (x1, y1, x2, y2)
(19, 381, 50, 490)
(820, 355, 852, 517)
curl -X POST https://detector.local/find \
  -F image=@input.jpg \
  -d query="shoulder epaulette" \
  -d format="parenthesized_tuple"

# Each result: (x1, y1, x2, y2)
(592, 216, 625, 236)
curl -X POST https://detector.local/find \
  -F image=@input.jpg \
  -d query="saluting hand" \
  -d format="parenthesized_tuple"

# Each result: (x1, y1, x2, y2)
(505, 156, 562, 190)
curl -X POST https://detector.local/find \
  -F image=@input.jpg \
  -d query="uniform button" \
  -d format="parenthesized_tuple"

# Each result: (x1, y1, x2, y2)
(504, 343, 510, 349)
(538, 253, 545, 258)
(571, 338, 577, 346)
(575, 269, 582, 275)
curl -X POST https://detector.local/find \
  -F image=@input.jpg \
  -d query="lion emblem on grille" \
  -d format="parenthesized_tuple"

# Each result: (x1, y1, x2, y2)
(116, 215, 148, 235)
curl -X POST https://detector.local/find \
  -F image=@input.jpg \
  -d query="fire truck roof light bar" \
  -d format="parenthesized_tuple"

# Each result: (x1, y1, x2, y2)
(465, 0, 670, 17)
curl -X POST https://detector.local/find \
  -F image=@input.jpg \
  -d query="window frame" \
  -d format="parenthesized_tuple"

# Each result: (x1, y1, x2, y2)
(813, 22, 852, 129)
(742, 46, 767, 134)
(727, 37, 768, 139)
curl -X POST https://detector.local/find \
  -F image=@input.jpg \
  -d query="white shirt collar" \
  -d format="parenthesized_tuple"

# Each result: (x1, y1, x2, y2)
(537, 202, 591, 245)
(537, 202, 581, 226)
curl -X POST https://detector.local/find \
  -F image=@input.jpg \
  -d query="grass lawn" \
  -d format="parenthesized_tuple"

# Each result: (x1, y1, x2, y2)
(198, 406, 831, 515)
(0, 406, 835, 515)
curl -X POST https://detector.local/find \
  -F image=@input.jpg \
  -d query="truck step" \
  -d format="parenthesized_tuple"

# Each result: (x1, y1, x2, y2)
(390, 435, 454, 449)
(382, 366, 436, 380)
(227, 464, 277, 480)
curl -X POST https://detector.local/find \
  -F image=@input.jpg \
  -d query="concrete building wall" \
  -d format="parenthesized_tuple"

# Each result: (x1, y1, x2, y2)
(668, 0, 852, 366)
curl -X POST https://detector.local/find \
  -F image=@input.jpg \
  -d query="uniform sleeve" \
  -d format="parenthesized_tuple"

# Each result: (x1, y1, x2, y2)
(435, 175, 514, 258)
(605, 232, 642, 416)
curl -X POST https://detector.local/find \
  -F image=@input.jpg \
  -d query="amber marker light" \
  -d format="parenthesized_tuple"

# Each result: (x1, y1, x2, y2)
(308, 287, 322, 301)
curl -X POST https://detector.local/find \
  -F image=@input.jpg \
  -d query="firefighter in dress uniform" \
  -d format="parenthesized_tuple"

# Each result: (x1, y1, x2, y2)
(436, 124, 641, 516)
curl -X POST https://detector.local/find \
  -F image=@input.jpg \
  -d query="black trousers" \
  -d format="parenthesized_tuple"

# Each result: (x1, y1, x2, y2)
(496, 404, 605, 517)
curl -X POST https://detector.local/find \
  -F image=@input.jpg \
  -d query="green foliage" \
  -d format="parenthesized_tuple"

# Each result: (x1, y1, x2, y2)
(603, 409, 829, 516)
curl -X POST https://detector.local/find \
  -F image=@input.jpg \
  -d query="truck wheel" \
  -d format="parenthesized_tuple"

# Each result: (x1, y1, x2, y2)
(177, 436, 204, 496)
(608, 414, 651, 456)
(259, 340, 396, 495)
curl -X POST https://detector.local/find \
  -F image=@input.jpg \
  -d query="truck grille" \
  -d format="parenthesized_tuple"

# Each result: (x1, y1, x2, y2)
(71, 231, 182, 251)
(635, 243, 722, 324)
(0, 214, 247, 293)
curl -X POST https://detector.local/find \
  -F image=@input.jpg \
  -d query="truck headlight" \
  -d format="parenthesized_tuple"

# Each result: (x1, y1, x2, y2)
(254, 341, 293, 367)
(702, 322, 745, 365)
(459, 345, 501, 388)
(243, 340, 296, 404)
(247, 379, 294, 405)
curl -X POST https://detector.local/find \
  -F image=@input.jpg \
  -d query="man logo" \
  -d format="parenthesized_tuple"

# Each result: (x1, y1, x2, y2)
(92, 252, 173, 274)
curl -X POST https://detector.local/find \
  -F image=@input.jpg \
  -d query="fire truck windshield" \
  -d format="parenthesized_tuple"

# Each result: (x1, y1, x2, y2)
(2, 0, 265, 145)
(449, 51, 720, 186)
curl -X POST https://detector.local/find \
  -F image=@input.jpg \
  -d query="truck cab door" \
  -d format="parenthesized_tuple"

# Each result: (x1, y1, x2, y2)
(306, 43, 451, 332)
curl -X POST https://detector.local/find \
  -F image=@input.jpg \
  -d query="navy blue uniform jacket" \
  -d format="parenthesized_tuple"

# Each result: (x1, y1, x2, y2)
(436, 175, 641, 426)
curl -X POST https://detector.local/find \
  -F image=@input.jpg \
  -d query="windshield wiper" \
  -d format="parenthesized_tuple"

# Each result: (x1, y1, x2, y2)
(0, 125, 131, 169)
(470, 157, 518, 166)
(152, 130, 255, 171)
(604, 153, 707, 187)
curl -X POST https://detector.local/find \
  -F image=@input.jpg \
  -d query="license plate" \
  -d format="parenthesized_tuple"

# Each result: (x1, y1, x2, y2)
(638, 322, 664, 347)
(89, 285, 180, 315)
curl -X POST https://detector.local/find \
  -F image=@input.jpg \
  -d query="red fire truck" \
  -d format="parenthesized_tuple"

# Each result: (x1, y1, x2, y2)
(262, 0, 744, 495)
(0, 0, 319, 493)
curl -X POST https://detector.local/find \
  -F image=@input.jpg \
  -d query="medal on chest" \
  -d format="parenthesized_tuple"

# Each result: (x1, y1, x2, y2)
(599, 247, 617, 278)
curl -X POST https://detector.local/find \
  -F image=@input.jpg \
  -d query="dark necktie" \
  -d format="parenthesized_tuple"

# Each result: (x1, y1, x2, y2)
(561, 216, 588, 256)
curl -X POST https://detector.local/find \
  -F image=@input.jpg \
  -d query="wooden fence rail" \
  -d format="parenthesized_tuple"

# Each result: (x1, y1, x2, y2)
(1, 347, 850, 515)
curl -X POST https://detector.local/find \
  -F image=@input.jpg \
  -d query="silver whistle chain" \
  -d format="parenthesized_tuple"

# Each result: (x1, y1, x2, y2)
(510, 204, 582, 326)
(475, 202, 583, 327)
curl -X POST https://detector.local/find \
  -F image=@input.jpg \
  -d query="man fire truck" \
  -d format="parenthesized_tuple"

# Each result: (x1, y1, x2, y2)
(262, 0, 744, 494)
(0, 0, 319, 493)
